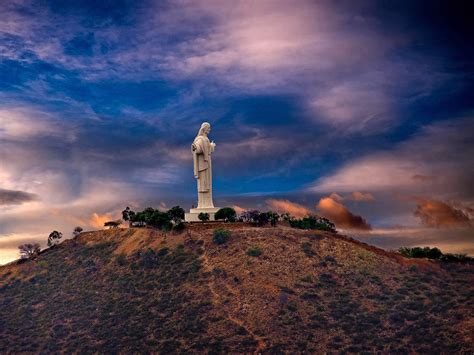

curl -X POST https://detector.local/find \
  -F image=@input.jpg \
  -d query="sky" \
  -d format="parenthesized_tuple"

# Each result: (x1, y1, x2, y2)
(1, 0, 473, 264)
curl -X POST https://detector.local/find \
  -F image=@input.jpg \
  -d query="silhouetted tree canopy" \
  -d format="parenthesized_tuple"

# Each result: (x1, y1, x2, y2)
(215, 207, 237, 222)
(198, 212, 209, 222)
(73, 226, 83, 237)
(47, 230, 63, 247)
(18, 243, 40, 259)
(104, 220, 122, 229)
(167, 206, 185, 224)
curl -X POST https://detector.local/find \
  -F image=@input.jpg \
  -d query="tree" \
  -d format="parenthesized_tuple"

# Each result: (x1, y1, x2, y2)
(47, 230, 63, 247)
(167, 206, 185, 224)
(18, 243, 41, 259)
(122, 206, 136, 228)
(104, 220, 122, 229)
(198, 212, 209, 222)
(241, 210, 260, 224)
(256, 212, 270, 226)
(267, 211, 279, 227)
(215, 207, 237, 222)
(72, 226, 83, 237)
(289, 216, 336, 232)
(213, 228, 231, 244)
(280, 212, 292, 222)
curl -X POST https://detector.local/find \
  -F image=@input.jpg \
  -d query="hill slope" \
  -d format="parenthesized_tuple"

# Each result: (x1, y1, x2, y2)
(1, 224, 473, 353)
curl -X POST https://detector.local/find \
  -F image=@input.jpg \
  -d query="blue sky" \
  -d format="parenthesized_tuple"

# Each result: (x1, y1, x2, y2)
(1, 0, 473, 263)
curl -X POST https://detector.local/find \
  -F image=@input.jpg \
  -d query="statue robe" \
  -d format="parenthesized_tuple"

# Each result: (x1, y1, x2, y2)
(192, 135, 214, 208)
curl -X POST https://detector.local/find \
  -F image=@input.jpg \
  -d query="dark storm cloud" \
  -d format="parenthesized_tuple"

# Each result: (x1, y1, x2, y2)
(0, 189, 38, 205)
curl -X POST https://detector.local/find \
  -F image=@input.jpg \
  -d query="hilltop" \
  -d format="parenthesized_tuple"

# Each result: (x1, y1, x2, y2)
(1, 223, 473, 353)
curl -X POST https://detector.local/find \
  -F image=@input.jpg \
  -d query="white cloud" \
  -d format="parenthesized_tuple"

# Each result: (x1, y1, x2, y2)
(310, 117, 474, 201)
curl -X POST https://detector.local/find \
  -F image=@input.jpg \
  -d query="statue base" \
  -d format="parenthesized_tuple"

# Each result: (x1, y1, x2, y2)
(185, 207, 220, 222)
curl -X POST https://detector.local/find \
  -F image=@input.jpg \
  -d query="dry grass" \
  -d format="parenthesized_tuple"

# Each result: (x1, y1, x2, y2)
(0, 223, 472, 353)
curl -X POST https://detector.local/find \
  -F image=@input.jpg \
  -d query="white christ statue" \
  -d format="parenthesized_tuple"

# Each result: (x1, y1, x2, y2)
(192, 122, 216, 208)
(185, 122, 220, 221)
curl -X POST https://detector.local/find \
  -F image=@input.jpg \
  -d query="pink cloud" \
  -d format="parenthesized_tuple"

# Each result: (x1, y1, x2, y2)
(317, 196, 372, 230)
(266, 199, 312, 218)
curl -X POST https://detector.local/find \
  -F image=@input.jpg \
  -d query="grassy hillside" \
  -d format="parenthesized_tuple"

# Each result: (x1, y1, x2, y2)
(1, 223, 473, 353)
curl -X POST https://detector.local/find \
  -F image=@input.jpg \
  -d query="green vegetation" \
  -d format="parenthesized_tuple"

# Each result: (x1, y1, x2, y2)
(301, 242, 315, 257)
(3, 225, 473, 353)
(215, 207, 237, 222)
(247, 246, 262, 257)
(121, 206, 136, 227)
(18, 243, 41, 260)
(289, 216, 336, 232)
(172, 222, 186, 233)
(198, 212, 209, 222)
(267, 211, 279, 227)
(47, 230, 63, 247)
(104, 220, 122, 229)
(167, 206, 185, 224)
(212, 228, 231, 245)
(398, 247, 473, 262)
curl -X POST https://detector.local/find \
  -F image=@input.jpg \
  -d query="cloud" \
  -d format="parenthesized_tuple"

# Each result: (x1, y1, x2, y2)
(88, 213, 118, 229)
(0, 107, 73, 140)
(231, 205, 246, 215)
(414, 197, 472, 228)
(310, 117, 474, 201)
(348, 192, 375, 202)
(266, 199, 311, 218)
(329, 192, 374, 202)
(317, 196, 372, 230)
(0, 189, 38, 205)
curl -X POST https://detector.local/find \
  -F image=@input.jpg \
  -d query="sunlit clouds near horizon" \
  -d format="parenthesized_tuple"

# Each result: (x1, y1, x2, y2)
(1, 0, 473, 263)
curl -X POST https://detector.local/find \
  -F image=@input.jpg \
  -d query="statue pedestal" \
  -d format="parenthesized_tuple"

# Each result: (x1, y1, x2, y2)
(185, 207, 220, 222)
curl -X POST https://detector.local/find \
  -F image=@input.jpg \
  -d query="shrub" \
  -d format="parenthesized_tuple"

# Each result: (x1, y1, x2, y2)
(215, 207, 237, 222)
(301, 242, 315, 257)
(440, 253, 473, 263)
(72, 226, 83, 237)
(241, 210, 260, 223)
(267, 211, 279, 226)
(289, 216, 336, 232)
(167, 206, 185, 224)
(148, 210, 172, 230)
(173, 222, 186, 233)
(18, 243, 41, 259)
(247, 246, 262, 257)
(198, 212, 209, 222)
(104, 220, 122, 229)
(398, 246, 444, 260)
(47, 230, 63, 247)
(116, 253, 128, 266)
(213, 228, 231, 244)
(121, 206, 136, 227)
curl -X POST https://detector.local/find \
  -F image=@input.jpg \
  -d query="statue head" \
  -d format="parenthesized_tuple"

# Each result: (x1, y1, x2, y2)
(198, 122, 211, 136)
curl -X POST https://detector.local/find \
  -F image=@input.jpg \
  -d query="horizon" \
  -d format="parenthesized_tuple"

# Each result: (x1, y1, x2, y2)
(1, 0, 473, 264)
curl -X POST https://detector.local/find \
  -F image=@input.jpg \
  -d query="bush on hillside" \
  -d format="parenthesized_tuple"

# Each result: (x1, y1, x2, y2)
(173, 222, 186, 233)
(215, 207, 237, 222)
(72, 226, 83, 237)
(167, 206, 185, 224)
(289, 216, 336, 232)
(18, 243, 41, 260)
(399, 247, 473, 263)
(267, 211, 279, 226)
(104, 220, 122, 229)
(247, 246, 262, 257)
(47, 230, 63, 247)
(121, 206, 136, 227)
(198, 212, 210, 222)
(213, 228, 231, 245)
